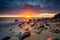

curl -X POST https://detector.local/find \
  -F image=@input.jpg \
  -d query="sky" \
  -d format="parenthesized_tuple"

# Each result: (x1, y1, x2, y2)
(0, 0, 60, 15)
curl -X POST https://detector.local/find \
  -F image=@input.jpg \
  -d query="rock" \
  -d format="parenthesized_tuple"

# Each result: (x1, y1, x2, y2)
(14, 32, 21, 36)
(18, 24, 22, 28)
(14, 19, 18, 22)
(51, 28, 60, 33)
(53, 38, 59, 40)
(46, 24, 50, 26)
(9, 29, 12, 31)
(19, 31, 30, 40)
(40, 25, 45, 28)
(2, 36, 10, 40)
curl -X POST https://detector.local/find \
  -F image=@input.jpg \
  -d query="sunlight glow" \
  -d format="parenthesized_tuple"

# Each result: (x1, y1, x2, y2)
(0, 13, 56, 18)
(0, 13, 56, 22)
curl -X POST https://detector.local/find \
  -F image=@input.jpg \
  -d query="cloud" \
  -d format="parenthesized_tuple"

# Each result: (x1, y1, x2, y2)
(0, 0, 60, 8)
(0, 0, 60, 14)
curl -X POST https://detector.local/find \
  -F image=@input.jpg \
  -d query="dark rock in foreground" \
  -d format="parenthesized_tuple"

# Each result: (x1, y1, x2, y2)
(2, 36, 10, 40)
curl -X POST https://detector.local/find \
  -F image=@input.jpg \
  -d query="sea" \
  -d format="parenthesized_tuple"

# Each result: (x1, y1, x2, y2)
(0, 18, 26, 31)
